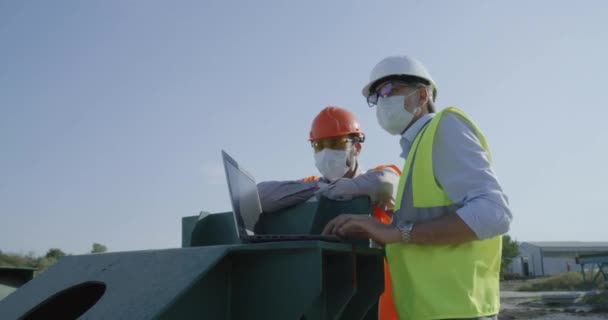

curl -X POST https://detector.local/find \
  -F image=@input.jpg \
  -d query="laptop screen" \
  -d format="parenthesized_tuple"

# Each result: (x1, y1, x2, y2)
(222, 151, 263, 238)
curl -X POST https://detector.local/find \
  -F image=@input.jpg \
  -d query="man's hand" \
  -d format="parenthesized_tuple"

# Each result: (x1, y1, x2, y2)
(322, 214, 401, 245)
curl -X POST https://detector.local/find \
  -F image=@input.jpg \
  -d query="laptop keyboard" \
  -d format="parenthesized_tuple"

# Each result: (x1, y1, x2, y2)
(248, 234, 341, 242)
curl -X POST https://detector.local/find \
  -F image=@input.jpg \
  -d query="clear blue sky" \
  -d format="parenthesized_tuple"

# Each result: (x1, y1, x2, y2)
(1, 1, 607, 255)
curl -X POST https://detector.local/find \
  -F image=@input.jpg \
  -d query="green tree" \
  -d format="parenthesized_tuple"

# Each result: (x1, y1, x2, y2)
(91, 243, 108, 254)
(501, 234, 520, 278)
(45, 248, 66, 260)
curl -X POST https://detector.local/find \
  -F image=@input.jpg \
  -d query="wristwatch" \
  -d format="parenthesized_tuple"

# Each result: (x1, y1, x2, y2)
(396, 221, 415, 243)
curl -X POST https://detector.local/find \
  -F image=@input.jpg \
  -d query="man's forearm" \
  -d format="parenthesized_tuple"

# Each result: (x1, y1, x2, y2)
(410, 212, 479, 245)
(257, 180, 318, 212)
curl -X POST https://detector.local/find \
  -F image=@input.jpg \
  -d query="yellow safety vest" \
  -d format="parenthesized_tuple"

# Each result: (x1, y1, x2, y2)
(386, 107, 502, 320)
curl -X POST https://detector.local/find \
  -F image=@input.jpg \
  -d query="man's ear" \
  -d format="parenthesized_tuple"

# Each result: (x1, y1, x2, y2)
(354, 142, 362, 155)
(418, 87, 429, 104)
(418, 87, 430, 110)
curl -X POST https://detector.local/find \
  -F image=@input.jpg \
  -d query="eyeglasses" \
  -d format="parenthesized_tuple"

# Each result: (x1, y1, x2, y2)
(311, 137, 355, 152)
(367, 82, 410, 107)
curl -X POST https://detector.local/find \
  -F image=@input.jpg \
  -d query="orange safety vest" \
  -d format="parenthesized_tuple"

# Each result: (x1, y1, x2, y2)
(303, 164, 401, 320)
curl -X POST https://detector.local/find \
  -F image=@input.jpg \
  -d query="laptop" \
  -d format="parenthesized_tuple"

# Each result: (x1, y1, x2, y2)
(221, 150, 341, 243)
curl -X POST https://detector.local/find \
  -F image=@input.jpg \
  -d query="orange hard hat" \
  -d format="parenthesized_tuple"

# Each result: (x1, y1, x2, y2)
(309, 106, 365, 141)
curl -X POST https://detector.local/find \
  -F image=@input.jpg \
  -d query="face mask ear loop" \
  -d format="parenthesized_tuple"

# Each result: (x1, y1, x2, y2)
(409, 86, 425, 117)
(345, 144, 357, 169)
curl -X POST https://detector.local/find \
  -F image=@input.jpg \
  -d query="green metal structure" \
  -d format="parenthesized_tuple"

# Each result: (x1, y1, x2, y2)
(0, 196, 384, 319)
(576, 252, 608, 285)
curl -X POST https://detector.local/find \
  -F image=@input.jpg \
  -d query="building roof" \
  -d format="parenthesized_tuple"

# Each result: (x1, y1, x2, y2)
(522, 241, 608, 252)
(0, 266, 37, 271)
(0, 266, 36, 284)
(524, 241, 608, 247)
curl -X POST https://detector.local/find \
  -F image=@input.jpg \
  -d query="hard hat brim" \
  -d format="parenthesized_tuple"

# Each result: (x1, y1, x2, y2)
(361, 75, 433, 98)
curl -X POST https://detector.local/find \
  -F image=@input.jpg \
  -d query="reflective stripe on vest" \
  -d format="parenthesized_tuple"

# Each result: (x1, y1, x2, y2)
(386, 107, 502, 320)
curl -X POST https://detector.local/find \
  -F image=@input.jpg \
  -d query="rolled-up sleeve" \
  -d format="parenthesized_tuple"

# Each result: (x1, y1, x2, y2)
(433, 112, 512, 239)
(352, 167, 400, 209)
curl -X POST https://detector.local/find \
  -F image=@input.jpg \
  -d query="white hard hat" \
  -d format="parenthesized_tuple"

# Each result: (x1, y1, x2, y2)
(362, 55, 437, 101)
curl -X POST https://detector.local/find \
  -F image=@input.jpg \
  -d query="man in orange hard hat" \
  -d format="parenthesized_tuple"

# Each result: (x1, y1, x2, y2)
(257, 106, 401, 320)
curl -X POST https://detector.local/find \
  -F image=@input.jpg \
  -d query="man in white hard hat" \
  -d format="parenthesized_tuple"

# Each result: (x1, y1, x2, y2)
(323, 56, 512, 320)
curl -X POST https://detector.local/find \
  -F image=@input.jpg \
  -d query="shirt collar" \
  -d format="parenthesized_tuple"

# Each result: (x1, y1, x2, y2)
(399, 113, 435, 159)
(401, 113, 435, 143)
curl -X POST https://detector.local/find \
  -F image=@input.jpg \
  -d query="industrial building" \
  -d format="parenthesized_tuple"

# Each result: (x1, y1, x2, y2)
(509, 241, 608, 277)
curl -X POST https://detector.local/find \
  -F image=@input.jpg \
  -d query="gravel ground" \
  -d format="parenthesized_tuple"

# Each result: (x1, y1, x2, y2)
(500, 290, 608, 320)
(526, 315, 608, 320)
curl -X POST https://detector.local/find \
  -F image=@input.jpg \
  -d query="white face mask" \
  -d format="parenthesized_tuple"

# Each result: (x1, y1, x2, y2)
(314, 149, 351, 181)
(376, 92, 419, 135)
